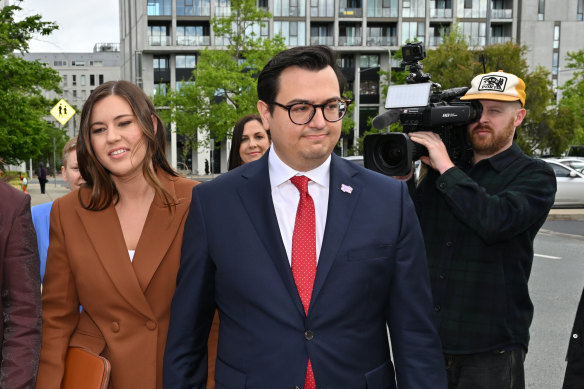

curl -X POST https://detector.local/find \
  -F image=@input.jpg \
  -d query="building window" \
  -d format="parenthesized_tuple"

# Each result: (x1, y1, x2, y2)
(90, 74, 95, 86)
(71, 61, 85, 66)
(215, 0, 231, 17)
(62, 75, 68, 86)
(177, 25, 209, 46)
(176, 55, 197, 69)
(402, 0, 426, 18)
(578, 0, 583, 20)
(430, 0, 452, 18)
(339, 23, 362, 46)
(458, 0, 487, 18)
(80, 75, 86, 86)
(309, 0, 333, 17)
(552, 52, 559, 76)
(402, 22, 425, 44)
(310, 24, 333, 45)
(538, 0, 544, 20)
(53, 60, 67, 66)
(148, 0, 171, 15)
(81, 90, 87, 99)
(154, 83, 170, 96)
(553, 25, 560, 49)
(72, 75, 77, 86)
(246, 20, 269, 39)
(177, 0, 210, 16)
(148, 25, 169, 46)
(460, 21, 486, 46)
(367, 24, 397, 46)
(367, 0, 397, 17)
(72, 90, 77, 98)
(274, 0, 306, 16)
(99, 74, 104, 85)
(274, 21, 306, 46)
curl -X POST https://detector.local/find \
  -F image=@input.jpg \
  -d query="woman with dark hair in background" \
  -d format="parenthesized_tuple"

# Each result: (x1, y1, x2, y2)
(35, 80, 216, 389)
(227, 114, 271, 170)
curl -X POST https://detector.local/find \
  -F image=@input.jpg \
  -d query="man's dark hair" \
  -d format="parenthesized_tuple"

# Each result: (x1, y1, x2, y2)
(257, 45, 346, 114)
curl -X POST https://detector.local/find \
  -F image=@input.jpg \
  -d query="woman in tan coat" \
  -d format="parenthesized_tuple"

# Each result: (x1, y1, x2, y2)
(36, 80, 216, 388)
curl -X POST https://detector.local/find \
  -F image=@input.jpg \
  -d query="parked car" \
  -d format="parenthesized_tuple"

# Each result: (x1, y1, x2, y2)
(555, 158, 584, 174)
(542, 159, 584, 208)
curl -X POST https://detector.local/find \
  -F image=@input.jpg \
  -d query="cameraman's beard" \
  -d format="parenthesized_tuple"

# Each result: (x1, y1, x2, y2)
(468, 119, 515, 156)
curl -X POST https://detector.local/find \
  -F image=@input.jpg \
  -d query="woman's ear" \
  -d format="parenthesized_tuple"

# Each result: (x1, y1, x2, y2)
(152, 115, 158, 134)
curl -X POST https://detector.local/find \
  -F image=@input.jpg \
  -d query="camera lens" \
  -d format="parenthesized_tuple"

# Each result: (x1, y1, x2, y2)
(379, 138, 404, 166)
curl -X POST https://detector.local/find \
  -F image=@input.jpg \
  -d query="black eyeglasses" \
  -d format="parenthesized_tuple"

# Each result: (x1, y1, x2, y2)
(270, 99, 352, 125)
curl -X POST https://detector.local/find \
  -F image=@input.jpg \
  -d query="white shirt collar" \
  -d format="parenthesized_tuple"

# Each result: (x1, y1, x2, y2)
(268, 146, 331, 189)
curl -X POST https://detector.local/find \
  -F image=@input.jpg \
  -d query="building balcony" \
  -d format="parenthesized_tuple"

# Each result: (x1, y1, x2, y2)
(366, 36, 397, 46)
(429, 8, 452, 18)
(491, 8, 512, 19)
(176, 5, 211, 16)
(339, 8, 363, 17)
(310, 36, 334, 45)
(490, 36, 512, 44)
(428, 36, 444, 46)
(176, 36, 211, 46)
(149, 36, 172, 46)
(367, 8, 398, 18)
(338, 36, 362, 46)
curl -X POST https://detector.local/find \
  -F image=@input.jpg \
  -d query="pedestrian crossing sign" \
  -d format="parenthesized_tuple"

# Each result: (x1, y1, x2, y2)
(50, 99, 76, 125)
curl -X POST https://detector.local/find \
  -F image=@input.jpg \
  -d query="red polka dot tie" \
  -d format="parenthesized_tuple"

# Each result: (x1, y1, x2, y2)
(290, 175, 317, 389)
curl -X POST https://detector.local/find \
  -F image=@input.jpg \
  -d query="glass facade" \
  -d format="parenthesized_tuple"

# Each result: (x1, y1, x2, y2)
(274, 0, 306, 16)
(274, 21, 306, 46)
(310, 0, 334, 17)
(457, 0, 487, 18)
(148, 0, 171, 15)
(177, 0, 211, 16)
(367, 0, 398, 17)
(402, 0, 426, 18)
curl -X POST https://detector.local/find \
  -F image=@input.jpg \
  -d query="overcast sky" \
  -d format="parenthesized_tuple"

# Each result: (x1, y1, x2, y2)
(19, 0, 120, 53)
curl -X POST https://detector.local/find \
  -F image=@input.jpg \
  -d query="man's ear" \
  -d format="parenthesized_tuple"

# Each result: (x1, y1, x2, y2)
(151, 115, 158, 134)
(514, 108, 526, 127)
(257, 101, 271, 131)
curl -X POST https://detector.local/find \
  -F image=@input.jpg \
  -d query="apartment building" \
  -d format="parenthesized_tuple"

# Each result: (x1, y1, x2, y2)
(120, 0, 583, 173)
(22, 44, 122, 138)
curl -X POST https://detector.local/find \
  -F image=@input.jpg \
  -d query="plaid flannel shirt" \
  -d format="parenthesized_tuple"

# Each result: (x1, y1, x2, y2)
(412, 143, 556, 354)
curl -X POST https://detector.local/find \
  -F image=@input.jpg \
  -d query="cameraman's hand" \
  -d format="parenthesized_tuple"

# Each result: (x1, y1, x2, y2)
(409, 132, 454, 174)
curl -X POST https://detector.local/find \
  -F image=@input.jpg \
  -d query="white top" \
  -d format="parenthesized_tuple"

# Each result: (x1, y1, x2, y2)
(268, 146, 330, 265)
(128, 250, 135, 262)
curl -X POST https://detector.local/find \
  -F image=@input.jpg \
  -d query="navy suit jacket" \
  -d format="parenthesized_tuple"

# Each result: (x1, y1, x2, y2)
(164, 152, 446, 389)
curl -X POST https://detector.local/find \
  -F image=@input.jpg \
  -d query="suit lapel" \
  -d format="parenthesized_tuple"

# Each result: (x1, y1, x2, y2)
(310, 154, 361, 311)
(76, 193, 154, 318)
(132, 173, 189, 293)
(237, 153, 306, 317)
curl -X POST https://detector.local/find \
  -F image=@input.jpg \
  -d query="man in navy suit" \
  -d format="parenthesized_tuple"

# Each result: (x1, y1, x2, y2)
(164, 45, 446, 389)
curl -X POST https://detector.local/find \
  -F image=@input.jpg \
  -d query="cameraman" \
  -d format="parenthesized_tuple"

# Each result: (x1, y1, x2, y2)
(408, 71, 556, 388)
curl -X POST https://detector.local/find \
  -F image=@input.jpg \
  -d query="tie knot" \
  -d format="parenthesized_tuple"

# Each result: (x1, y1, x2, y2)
(290, 175, 310, 195)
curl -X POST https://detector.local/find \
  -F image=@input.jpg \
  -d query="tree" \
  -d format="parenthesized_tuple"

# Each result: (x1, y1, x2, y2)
(155, 0, 287, 154)
(0, 1, 63, 166)
(555, 50, 584, 153)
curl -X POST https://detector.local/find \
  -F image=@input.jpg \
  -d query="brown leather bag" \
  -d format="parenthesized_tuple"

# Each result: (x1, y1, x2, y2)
(62, 347, 111, 389)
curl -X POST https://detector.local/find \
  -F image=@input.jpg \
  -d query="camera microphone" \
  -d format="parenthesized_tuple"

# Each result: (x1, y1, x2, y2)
(372, 109, 401, 130)
(439, 87, 470, 101)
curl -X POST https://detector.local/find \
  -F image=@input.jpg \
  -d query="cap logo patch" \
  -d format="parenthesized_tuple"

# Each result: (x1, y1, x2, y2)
(478, 75, 507, 92)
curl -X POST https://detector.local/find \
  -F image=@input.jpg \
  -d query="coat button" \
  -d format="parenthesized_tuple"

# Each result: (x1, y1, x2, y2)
(146, 321, 157, 330)
(434, 304, 441, 312)
(573, 333, 579, 339)
(292, 386, 300, 389)
(439, 274, 446, 280)
(304, 330, 314, 341)
(111, 321, 120, 333)
(439, 182, 447, 190)
(446, 241, 453, 247)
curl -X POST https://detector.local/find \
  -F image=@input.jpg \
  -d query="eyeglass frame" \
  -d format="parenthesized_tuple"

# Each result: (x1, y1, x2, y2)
(268, 99, 352, 125)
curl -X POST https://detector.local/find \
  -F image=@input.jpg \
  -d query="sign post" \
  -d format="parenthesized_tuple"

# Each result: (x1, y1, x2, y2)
(50, 99, 76, 186)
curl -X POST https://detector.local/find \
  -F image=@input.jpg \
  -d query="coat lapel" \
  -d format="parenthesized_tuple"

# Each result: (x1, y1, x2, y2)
(236, 153, 306, 317)
(310, 154, 361, 310)
(76, 195, 154, 318)
(132, 173, 190, 293)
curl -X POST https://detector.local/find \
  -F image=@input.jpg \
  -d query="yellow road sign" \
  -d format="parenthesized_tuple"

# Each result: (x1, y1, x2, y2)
(50, 99, 76, 125)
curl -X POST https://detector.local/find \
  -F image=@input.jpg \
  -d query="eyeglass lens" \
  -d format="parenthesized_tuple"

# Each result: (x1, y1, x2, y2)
(289, 100, 347, 124)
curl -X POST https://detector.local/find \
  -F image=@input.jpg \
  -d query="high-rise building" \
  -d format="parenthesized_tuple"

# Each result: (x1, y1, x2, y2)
(22, 44, 121, 138)
(120, 0, 583, 174)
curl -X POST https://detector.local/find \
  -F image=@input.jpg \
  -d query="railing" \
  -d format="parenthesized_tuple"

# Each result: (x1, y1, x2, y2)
(338, 36, 362, 46)
(428, 36, 443, 46)
(215, 6, 232, 17)
(491, 8, 512, 19)
(176, 36, 211, 46)
(148, 36, 172, 46)
(339, 8, 363, 17)
(365, 36, 397, 46)
(310, 36, 334, 45)
(429, 8, 452, 18)
(489, 36, 512, 44)
(367, 7, 398, 17)
(176, 5, 211, 16)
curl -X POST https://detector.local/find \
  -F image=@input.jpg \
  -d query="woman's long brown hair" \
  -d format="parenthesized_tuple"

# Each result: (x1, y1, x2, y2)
(77, 80, 178, 211)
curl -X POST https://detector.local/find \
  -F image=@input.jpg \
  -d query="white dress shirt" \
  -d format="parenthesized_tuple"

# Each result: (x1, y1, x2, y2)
(268, 146, 330, 265)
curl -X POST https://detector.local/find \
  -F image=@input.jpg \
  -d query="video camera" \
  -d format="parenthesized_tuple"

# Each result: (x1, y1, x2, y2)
(363, 42, 482, 176)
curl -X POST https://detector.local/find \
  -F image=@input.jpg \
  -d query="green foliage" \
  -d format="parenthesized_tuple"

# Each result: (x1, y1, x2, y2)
(154, 0, 287, 149)
(556, 50, 584, 152)
(0, 1, 63, 166)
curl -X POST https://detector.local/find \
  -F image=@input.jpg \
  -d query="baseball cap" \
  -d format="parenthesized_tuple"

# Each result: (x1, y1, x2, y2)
(460, 70, 526, 107)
